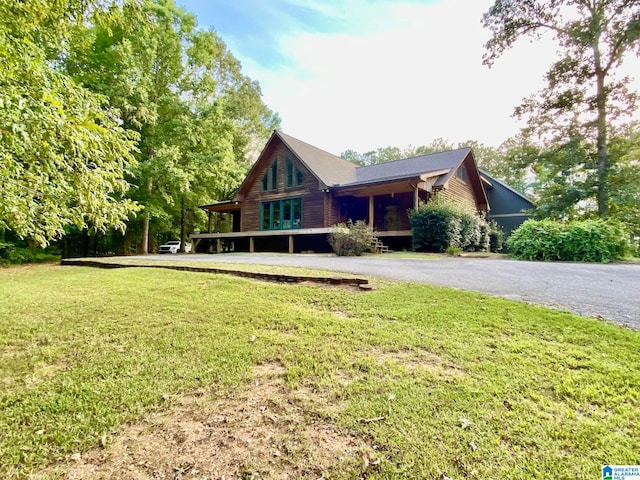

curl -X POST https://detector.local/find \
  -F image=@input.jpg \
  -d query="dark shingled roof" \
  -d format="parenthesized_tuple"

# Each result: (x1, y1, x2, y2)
(478, 168, 533, 204)
(344, 148, 471, 187)
(278, 131, 470, 189)
(277, 131, 357, 188)
(208, 131, 488, 211)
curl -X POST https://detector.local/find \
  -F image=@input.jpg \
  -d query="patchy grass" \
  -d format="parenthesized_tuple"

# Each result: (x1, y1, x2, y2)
(1, 265, 638, 479)
(379, 251, 444, 260)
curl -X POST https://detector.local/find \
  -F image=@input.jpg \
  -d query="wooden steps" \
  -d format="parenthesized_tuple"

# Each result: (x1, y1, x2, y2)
(371, 237, 392, 254)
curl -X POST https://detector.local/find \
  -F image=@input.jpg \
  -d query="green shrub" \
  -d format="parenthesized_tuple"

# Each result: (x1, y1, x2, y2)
(410, 208, 461, 252)
(507, 219, 633, 262)
(459, 213, 478, 250)
(488, 220, 504, 253)
(0, 241, 60, 266)
(409, 195, 488, 253)
(445, 245, 461, 256)
(328, 220, 373, 256)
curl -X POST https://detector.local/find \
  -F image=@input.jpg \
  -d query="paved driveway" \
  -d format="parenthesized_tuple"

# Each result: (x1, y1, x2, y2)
(146, 253, 640, 328)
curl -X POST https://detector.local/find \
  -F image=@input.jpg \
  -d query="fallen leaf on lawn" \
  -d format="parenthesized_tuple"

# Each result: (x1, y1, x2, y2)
(459, 418, 473, 429)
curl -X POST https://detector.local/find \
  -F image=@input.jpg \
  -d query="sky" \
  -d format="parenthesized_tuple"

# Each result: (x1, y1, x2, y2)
(177, 0, 640, 156)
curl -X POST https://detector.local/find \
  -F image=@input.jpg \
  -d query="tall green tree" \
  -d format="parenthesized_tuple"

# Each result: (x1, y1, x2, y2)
(66, 0, 279, 253)
(608, 124, 640, 235)
(494, 125, 640, 231)
(0, 0, 141, 246)
(483, 0, 640, 216)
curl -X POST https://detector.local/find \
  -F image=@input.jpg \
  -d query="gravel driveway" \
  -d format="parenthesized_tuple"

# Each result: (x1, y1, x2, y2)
(147, 253, 640, 328)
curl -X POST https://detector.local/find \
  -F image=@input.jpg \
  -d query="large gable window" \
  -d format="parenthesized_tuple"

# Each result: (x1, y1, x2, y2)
(261, 198, 302, 230)
(261, 159, 278, 191)
(285, 156, 304, 188)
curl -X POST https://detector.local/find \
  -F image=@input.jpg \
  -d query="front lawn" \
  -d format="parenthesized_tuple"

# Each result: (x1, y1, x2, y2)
(0, 265, 638, 479)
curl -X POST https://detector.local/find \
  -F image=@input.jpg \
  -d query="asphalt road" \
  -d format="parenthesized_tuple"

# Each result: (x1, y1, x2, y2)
(146, 253, 640, 328)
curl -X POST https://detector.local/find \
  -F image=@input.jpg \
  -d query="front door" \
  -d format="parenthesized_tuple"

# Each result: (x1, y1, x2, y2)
(384, 205, 400, 231)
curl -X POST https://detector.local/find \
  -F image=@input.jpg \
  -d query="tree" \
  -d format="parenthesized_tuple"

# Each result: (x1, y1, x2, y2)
(482, 0, 640, 216)
(608, 124, 640, 235)
(493, 124, 640, 231)
(0, 0, 141, 246)
(65, 0, 279, 253)
(341, 139, 457, 166)
(341, 146, 404, 166)
(528, 134, 596, 219)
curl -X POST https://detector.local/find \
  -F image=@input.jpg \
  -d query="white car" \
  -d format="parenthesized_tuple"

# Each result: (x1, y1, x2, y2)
(158, 240, 191, 254)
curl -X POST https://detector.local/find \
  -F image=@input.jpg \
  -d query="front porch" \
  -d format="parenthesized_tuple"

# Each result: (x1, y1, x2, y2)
(191, 228, 336, 254)
(191, 228, 413, 254)
(333, 174, 440, 233)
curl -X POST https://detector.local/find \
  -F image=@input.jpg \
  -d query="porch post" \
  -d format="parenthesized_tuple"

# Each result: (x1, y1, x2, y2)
(216, 238, 222, 254)
(368, 194, 374, 228)
(413, 185, 419, 209)
(249, 237, 255, 253)
(207, 210, 212, 233)
(288, 235, 294, 254)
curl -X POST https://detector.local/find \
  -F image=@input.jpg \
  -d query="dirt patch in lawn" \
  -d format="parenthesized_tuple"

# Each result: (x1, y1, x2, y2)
(377, 348, 465, 379)
(41, 362, 380, 479)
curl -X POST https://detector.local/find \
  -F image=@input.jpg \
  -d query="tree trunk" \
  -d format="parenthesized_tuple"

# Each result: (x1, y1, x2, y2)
(82, 233, 90, 258)
(595, 102, 609, 216)
(180, 196, 186, 253)
(593, 42, 609, 216)
(141, 177, 153, 254)
(62, 235, 68, 259)
(141, 214, 150, 254)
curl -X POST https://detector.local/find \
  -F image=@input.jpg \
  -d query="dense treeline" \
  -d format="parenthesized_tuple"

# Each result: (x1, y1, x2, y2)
(0, 0, 279, 257)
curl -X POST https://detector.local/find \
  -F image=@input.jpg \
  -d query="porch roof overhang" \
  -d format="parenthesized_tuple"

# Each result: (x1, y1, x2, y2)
(331, 169, 451, 197)
(199, 201, 242, 213)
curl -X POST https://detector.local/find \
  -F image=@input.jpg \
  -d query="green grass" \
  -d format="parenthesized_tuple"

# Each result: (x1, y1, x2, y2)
(1, 265, 638, 478)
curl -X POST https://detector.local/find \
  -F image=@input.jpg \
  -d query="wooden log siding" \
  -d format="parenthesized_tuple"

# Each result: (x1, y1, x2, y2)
(240, 144, 326, 231)
(326, 194, 340, 226)
(440, 175, 479, 212)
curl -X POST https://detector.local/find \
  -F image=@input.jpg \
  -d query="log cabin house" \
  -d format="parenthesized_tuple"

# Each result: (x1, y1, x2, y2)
(192, 130, 492, 253)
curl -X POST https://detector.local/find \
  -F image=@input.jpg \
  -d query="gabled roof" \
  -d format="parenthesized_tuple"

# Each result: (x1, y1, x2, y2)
(235, 131, 486, 208)
(339, 147, 472, 188)
(235, 131, 358, 197)
(276, 132, 476, 190)
(478, 168, 533, 205)
(277, 131, 357, 188)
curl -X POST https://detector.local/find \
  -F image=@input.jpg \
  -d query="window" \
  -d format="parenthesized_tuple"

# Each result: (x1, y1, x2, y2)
(260, 198, 302, 230)
(261, 159, 278, 191)
(457, 165, 468, 183)
(285, 156, 304, 188)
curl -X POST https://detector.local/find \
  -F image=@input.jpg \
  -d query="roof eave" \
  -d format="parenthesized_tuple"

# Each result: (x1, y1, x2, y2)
(337, 169, 452, 189)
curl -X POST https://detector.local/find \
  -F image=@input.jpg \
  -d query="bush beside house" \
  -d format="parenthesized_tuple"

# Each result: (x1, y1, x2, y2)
(507, 219, 633, 262)
(328, 220, 374, 256)
(409, 196, 490, 253)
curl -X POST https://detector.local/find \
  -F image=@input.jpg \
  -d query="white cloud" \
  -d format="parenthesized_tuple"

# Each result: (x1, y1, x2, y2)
(238, 0, 640, 155)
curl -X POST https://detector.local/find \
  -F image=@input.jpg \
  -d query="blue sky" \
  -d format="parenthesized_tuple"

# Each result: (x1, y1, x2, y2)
(178, 1, 352, 69)
(177, 0, 640, 155)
